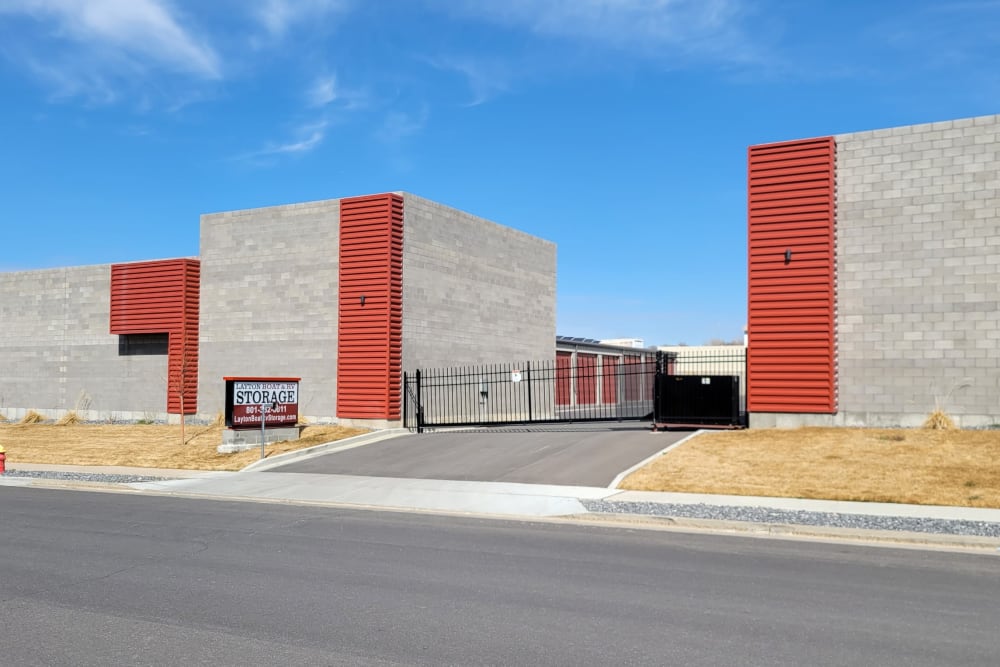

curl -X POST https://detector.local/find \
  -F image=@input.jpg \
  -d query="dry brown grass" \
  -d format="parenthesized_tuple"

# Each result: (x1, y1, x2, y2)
(0, 423, 368, 471)
(56, 411, 82, 426)
(19, 410, 45, 424)
(621, 427, 1000, 508)
(923, 408, 956, 430)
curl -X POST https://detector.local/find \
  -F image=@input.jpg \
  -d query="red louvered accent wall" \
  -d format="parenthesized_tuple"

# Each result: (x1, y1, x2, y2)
(336, 194, 404, 420)
(110, 259, 200, 414)
(748, 137, 837, 413)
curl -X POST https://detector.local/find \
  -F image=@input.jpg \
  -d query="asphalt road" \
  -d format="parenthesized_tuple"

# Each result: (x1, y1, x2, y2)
(3, 487, 1000, 666)
(270, 424, 685, 486)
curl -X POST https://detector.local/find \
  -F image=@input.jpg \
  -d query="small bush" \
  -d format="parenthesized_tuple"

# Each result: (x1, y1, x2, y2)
(19, 410, 45, 424)
(923, 408, 956, 430)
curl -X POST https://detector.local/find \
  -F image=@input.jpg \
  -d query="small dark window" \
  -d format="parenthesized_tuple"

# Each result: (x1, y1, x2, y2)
(119, 333, 169, 356)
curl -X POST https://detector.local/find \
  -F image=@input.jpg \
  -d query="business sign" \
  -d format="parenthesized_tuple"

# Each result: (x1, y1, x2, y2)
(224, 377, 300, 429)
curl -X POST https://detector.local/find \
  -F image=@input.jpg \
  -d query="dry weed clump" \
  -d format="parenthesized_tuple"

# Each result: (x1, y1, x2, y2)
(57, 411, 82, 425)
(0, 413, 8, 422)
(19, 410, 45, 424)
(923, 408, 956, 430)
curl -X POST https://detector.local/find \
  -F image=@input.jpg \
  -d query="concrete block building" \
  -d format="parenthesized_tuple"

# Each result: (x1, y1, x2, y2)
(748, 114, 1000, 428)
(0, 193, 556, 427)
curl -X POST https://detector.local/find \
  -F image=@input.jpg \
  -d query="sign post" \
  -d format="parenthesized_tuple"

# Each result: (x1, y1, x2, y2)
(260, 401, 276, 460)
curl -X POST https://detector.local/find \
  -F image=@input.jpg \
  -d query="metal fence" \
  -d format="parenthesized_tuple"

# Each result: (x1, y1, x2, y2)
(404, 348, 747, 431)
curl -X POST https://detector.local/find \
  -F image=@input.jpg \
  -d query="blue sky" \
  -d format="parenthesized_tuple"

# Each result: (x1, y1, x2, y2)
(2, 1, 998, 346)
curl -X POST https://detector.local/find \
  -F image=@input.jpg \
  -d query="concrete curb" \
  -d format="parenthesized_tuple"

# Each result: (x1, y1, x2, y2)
(607, 429, 702, 489)
(8, 476, 997, 553)
(239, 428, 411, 472)
(574, 512, 1000, 552)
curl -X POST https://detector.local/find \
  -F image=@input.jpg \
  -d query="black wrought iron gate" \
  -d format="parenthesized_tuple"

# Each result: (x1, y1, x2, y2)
(403, 349, 747, 431)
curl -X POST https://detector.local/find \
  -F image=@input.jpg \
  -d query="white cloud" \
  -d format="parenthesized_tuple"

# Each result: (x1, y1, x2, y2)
(255, 0, 350, 38)
(433, 0, 759, 64)
(1, 0, 220, 78)
(306, 73, 371, 111)
(19, 54, 120, 103)
(264, 120, 328, 155)
(240, 120, 329, 161)
(308, 74, 339, 107)
(377, 107, 429, 143)
(426, 56, 511, 106)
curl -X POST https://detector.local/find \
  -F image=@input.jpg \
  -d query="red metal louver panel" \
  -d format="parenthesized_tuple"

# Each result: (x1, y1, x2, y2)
(110, 259, 200, 414)
(336, 193, 404, 420)
(747, 137, 836, 413)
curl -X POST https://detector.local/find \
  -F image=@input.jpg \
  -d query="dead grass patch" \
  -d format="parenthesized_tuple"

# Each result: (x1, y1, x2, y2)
(19, 411, 45, 424)
(621, 427, 1000, 508)
(56, 411, 82, 425)
(0, 423, 368, 471)
(923, 408, 956, 430)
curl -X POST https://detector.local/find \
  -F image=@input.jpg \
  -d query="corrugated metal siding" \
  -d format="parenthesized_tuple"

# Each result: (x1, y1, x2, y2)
(336, 193, 404, 419)
(556, 352, 572, 406)
(601, 355, 618, 404)
(110, 259, 200, 414)
(576, 353, 597, 405)
(747, 137, 836, 413)
(623, 354, 642, 402)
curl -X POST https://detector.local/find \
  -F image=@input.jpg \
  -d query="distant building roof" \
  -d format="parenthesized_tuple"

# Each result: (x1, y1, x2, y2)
(556, 335, 603, 345)
(599, 337, 645, 348)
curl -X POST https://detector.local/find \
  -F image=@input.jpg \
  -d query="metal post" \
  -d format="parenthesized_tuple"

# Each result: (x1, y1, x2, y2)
(526, 361, 533, 423)
(403, 371, 408, 430)
(743, 346, 749, 427)
(260, 403, 266, 460)
(653, 351, 663, 425)
(259, 401, 276, 460)
(415, 369, 424, 434)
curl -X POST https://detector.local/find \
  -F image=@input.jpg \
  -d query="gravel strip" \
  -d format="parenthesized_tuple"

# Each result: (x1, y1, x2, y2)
(4, 469, 998, 538)
(1, 471, 174, 485)
(581, 500, 1000, 538)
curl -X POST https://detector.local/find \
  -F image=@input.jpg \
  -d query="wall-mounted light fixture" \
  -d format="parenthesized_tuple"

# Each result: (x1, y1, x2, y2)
(784, 249, 792, 264)
(359, 294, 366, 306)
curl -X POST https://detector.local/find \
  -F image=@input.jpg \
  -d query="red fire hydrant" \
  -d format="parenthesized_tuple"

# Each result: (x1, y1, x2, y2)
(0, 445, 6, 474)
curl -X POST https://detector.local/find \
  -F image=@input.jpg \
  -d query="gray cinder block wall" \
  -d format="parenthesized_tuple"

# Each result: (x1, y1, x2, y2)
(401, 193, 557, 371)
(836, 114, 1000, 427)
(399, 194, 557, 426)
(0, 265, 167, 420)
(197, 199, 342, 422)
(198, 193, 557, 424)
(0, 193, 555, 425)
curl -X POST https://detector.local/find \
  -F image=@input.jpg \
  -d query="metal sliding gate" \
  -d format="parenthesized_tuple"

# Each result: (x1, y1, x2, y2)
(404, 349, 747, 432)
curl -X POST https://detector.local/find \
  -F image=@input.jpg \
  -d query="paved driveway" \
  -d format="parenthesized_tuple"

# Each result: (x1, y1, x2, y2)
(268, 424, 690, 487)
